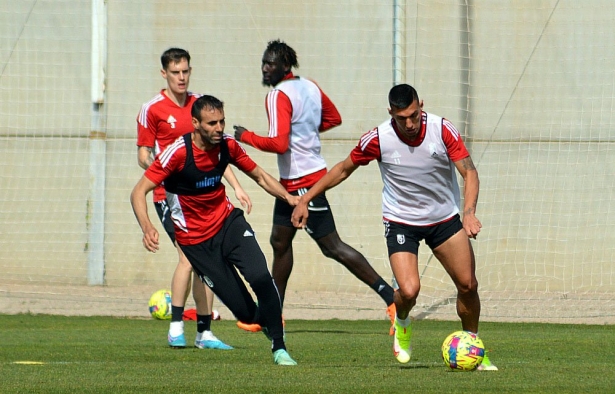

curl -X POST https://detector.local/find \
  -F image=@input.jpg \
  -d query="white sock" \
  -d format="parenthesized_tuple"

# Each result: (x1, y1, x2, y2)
(169, 321, 184, 336)
(200, 330, 217, 341)
(395, 315, 411, 327)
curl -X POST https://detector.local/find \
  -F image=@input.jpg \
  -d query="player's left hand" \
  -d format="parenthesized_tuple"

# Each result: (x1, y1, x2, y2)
(233, 125, 247, 141)
(291, 201, 309, 228)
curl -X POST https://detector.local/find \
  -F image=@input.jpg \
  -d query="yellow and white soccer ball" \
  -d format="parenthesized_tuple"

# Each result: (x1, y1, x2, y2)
(441, 330, 485, 371)
(148, 289, 172, 320)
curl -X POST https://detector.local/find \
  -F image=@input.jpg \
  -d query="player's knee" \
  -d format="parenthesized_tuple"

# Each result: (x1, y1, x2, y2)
(249, 272, 277, 293)
(398, 284, 420, 303)
(319, 239, 356, 262)
(270, 236, 289, 254)
(177, 258, 191, 269)
(319, 243, 337, 259)
(456, 277, 478, 295)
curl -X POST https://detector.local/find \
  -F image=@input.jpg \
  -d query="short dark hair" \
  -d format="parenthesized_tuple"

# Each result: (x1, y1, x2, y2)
(265, 39, 299, 69)
(191, 95, 224, 121)
(388, 84, 419, 109)
(161, 47, 190, 70)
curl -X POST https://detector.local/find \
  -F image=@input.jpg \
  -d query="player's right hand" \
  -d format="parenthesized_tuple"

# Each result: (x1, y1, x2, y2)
(142, 226, 159, 252)
(233, 125, 247, 141)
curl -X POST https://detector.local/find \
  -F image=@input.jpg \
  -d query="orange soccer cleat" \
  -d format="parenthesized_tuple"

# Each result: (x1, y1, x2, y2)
(386, 302, 397, 336)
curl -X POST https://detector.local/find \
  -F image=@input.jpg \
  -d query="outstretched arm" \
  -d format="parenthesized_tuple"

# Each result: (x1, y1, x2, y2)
(130, 176, 160, 252)
(222, 166, 252, 214)
(291, 156, 359, 228)
(454, 156, 481, 239)
(244, 165, 298, 206)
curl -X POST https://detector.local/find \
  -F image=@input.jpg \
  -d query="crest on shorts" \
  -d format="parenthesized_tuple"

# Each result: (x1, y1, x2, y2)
(200, 275, 214, 288)
(397, 234, 405, 244)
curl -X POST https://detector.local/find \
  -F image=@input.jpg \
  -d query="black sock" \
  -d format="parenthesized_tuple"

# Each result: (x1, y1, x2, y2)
(272, 338, 286, 353)
(171, 305, 184, 322)
(371, 278, 395, 305)
(197, 314, 212, 333)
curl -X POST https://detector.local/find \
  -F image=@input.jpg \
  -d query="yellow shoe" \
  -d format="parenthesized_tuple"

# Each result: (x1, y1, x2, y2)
(386, 303, 396, 336)
(392, 319, 412, 363)
(477, 352, 498, 371)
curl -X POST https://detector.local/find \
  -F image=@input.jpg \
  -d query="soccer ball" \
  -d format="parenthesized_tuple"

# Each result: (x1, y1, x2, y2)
(441, 331, 485, 371)
(148, 289, 172, 320)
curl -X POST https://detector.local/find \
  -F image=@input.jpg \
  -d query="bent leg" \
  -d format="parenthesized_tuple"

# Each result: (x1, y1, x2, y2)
(225, 216, 285, 346)
(389, 252, 421, 319)
(179, 244, 257, 325)
(432, 230, 480, 333)
(316, 231, 395, 306)
(316, 231, 382, 285)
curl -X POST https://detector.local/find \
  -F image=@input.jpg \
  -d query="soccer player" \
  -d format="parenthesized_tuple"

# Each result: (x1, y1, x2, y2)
(137, 48, 252, 349)
(233, 39, 396, 332)
(291, 84, 497, 370)
(131, 95, 298, 366)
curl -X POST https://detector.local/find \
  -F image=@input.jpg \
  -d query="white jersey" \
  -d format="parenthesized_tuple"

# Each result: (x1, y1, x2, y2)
(352, 113, 467, 226)
(273, 77, 327, 179)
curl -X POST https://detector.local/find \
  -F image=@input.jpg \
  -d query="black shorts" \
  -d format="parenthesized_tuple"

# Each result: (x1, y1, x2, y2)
(154, 200, 175, 244)
(384, 214, 463, 256)
(273, 188, 336, 240)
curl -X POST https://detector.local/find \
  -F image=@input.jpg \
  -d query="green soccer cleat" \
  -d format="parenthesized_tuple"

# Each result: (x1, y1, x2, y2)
(393, 319, 412, 363)
(477, 352, 498, 371)
(273, 349, 297, 366)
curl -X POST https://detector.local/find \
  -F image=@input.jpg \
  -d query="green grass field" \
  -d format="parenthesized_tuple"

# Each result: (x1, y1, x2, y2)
(1, 315, 613, 393)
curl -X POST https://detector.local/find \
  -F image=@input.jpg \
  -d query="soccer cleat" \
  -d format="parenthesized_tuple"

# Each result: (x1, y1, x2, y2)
(236, 321, 263, 332)
(393, 319, 412, 363)
(237, 316, 285, 333)
(168, 332, 186, 348)
(194, 331, 233, 350)
(477, 352, 498, 371)
(386, 303, 396, 336)
(273, 349, 297, 366)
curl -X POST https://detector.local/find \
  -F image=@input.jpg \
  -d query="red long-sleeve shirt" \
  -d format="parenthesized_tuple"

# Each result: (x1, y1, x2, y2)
(239, 73, 341, 191)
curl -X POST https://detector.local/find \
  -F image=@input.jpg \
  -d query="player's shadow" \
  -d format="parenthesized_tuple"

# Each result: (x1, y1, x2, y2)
(396, 363, 433, 370)
(286, 329, 355, 334)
